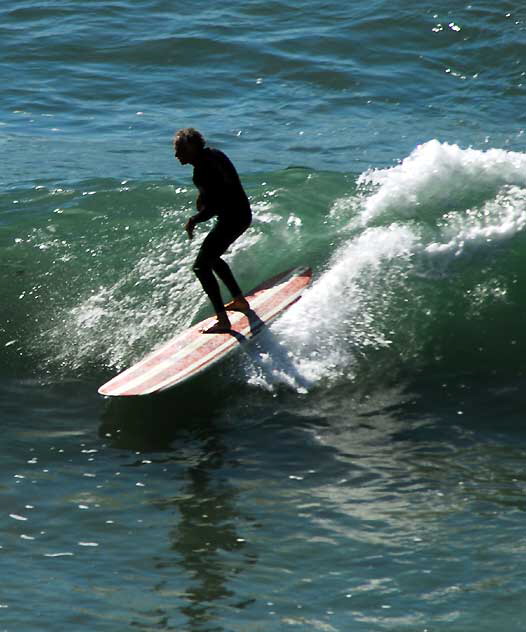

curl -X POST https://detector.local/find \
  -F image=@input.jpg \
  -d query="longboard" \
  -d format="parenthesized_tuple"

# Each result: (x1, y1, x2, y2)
(98, 266, 312, 397)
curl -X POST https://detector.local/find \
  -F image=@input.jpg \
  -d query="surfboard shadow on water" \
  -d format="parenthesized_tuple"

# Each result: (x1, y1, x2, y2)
(98, 376, 236, 450)
(226, 308, 265, 343)
(228, 308, 311, 393)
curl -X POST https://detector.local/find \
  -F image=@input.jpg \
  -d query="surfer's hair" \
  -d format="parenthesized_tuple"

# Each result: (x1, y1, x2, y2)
(174, 128, 206, 149)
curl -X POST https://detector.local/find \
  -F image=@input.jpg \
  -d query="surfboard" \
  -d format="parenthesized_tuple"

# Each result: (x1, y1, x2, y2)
(98, 266, 312, 397)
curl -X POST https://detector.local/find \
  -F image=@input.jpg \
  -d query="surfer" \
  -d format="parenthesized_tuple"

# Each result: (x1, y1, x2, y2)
(173, 128, 252, 333)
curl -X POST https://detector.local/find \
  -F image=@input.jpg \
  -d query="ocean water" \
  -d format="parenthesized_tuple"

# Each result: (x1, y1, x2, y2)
(2, 1, 526, 630)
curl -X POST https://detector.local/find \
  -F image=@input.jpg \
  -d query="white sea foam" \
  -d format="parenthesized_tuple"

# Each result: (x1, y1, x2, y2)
(246, 223, 417, 389)
(425, 185, 526, 258)
(43, 235, 201, 372)
(357, 140, 526, 225)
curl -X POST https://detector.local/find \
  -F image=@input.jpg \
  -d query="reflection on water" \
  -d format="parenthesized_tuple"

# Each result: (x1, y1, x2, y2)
(98, 372, 238, 450)
(168, 435, 256, 628)
(99, 379, 258, 629)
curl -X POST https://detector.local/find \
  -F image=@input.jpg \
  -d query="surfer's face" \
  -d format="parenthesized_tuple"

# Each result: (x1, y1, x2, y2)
(174, 140, 197, 165)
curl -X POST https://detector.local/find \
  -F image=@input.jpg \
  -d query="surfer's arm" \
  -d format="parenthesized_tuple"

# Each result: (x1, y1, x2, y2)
(185, 195, 216, 239)
(193, 190, 218, 221)
(193, 193, 216, 222)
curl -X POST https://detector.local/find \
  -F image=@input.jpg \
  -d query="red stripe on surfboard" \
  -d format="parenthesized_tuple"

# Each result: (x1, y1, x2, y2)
(112, 281, 303, 395)
(120, 314, 256, 396)
(100, 267, 305, 394)
(99, 267, 311, 396)
(124, 280, 304, 396)
(100, 267, 310, 396)
(101, 295, 262, 394)
(100, 321, 219, 393)
(119, 299, 283, 396)
(149, 284, 307, 394)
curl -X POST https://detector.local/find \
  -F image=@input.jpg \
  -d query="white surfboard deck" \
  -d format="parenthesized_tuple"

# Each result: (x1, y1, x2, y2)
(98, 266, 312, 397)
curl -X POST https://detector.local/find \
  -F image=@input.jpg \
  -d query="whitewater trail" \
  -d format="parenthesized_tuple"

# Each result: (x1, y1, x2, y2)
(250, 141, 526, 390)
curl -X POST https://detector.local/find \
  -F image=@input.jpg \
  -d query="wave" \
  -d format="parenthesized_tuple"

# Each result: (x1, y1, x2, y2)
(2, 141, 526, 391)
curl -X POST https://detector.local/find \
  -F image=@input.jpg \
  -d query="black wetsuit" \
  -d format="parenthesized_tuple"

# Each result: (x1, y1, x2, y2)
(191, 147, 252, 314)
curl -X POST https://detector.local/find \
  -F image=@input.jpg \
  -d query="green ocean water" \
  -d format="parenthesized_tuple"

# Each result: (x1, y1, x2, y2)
(2, 1, 526, 631)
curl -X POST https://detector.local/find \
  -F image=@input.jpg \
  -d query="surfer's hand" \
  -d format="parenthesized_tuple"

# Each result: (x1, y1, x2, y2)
(185, 217, 196, 239)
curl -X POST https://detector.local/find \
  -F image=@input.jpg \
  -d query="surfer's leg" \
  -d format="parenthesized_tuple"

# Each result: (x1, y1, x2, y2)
(192, 268, 231, 333)
(193, 231, 232, 332)
(213, 259, 250, 311)
(193, 258, 224, 313)
(193, 221, 250, 330)
(210, 221, 250, 309)
(212, 258, 242, 297)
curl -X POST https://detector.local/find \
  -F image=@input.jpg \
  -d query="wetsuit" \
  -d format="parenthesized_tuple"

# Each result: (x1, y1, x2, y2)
(190, 147, 252, 314)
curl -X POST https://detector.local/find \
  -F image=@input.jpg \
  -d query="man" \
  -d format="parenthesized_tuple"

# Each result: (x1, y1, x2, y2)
(173, 128, 252, 333)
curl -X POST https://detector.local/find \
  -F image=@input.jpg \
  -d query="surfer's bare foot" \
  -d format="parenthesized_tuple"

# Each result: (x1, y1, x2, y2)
(225, 296, 249, 312)
(201, 314, 231, 334)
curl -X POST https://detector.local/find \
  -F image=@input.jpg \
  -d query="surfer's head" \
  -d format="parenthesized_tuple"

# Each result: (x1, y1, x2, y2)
(173, 128, 205, 165)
